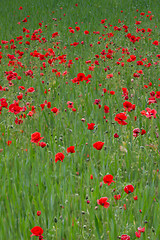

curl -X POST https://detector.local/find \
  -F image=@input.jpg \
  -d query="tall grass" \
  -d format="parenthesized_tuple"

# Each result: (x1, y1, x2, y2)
(0, 0, 159, 239)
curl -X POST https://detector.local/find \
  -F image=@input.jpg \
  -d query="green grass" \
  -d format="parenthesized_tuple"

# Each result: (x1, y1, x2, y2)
(0, 0, 160, 239)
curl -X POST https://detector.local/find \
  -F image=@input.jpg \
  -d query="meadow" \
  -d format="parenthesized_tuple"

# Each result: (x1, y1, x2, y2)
(0, 0, 160, 239)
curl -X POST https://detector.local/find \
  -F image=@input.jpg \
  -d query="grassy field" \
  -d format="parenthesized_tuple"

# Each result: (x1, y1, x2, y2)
(0, 0, 160, 239)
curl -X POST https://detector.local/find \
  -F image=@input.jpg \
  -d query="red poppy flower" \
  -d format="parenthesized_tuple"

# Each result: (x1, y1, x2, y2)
(77, 73, 85, 81)
(84, 30, 89, 35)
(51, 107, 59, 113)
(30, 226, 43, 237)
(67, 146, 75, 153)
(7, 140, 12, 146)
(93, 141, 104, 150)
(110, 91, 115, 95)
(140, 129, 146, 135)
(0, 98, 8, 108)
(94, 99, 101, 105)
(22, 18, 27, 23)
(124, 185, 134, 194)
(138, 227, 145, 232)
(155, 91, 160, 98)
(40, 104, 45, 110)
(148, 97, 157, 105)
(39, 142, 47, 148)
(115, 113, 127, 125)
(122, 88, 128, 97)
(31, 132, 44, 143)
(17, 94, 23, 100)
(87, 123, 95, 130)
(107, 74, 113, 78)
(75, 26, 80, 31)
(55, 152, 65, 163)
(133, 128, 140, 137)
(47, 102, 51, 108)
(133, 73, 140, 78)
(27, 87, 35, 92)
(135, 231, 141, 238)
(133, 196, 138, 200)
(141, 108, 157, 119)
(132, 104, 136, 110)
(114, 194, 121, 200)
(104, 105, 109, 113)
(67, 101, 74, 108)
(103, 174, 115, 186)
(69, 29, 75, 33)
(123, 204, 126, 210)
(26, 41, 30, 45)
(8, 102, 23, 115)
(123, 101, 133, 112)
(103, 88, 107, 93)
(152, 40, 159, 46)
(130, 54, 136, 61)
(97, 197, 110, 208)
(114, 133, 119, 138)
(121, 235, 130, 240)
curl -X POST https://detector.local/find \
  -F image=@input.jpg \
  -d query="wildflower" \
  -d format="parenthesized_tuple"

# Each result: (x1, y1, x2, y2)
(124, 185, 134, 194)
(67, 146, 75, 153)
(51, 107, 59, 113)
(94, 99, 101, 105)
(39, 142, 47, 148)
(93, 141, 104, 150)
(110, 90, 115, 95)
(103, 174, 115, 185)
(152, 40, 159, 46)
(55, 152, 65, 163)
(27, 87, 35, 92)
(133, 196, 138, 200)
(114, 194, 121, 200)
(135, 231, 141, 238)
(121, 235, 130, 240)
(7, 141, 12, 146)
(138, 227, 145, 232)
(114, 133, 119, 138)
(8, 102, 23, 115)
(97, 197, 110, 208)
(115, 113, 128, 125)
(123, 101, 134, 112)
(104, 105, 109, 113)
(30, 226, 43, 237)
(141, 108, 157, 119)
(31, 132, 44, 143)
(84, 30, 89, 35)
(67, 101, 74, 108)
(87, 123, 95, 130)
(141, 129, 146, 135)
(133, 128, 140, 137)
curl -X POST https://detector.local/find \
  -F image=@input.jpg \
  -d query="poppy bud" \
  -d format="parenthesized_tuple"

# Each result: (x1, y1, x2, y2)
(37, 211, 41, 216)
(90, 174, 93, 179)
